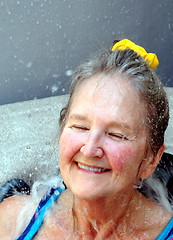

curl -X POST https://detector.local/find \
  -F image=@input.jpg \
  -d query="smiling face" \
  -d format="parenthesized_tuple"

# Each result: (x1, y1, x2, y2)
(59, 74, 155, 201)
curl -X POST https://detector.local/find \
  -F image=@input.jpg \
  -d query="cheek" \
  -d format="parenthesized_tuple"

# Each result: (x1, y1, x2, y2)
(106, 142, 137, 172)
(59, 129, 83, 162)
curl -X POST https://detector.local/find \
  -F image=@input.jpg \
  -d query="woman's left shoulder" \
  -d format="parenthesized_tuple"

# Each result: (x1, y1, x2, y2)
(154, 206, 173, 231)
(145, 201, 173, 239)
(135, 194, 172, 239)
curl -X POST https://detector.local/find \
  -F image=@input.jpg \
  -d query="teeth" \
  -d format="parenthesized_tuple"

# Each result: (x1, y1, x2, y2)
(78, 163, 107, 172)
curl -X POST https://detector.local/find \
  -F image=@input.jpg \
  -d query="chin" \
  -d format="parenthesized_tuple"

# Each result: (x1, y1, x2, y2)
(68, 183, 109, 201)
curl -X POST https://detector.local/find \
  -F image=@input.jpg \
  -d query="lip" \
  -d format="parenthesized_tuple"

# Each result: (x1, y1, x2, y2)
(75, 162, 111, 174)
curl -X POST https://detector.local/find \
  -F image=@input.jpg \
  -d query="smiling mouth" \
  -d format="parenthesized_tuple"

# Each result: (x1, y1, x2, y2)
(77, 162, 110, 173)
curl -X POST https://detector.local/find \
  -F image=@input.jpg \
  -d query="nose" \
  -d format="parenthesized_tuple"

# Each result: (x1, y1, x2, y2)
(80, 131, 104, 158)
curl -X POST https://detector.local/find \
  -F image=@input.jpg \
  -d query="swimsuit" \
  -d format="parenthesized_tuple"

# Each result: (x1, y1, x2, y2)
(156, 217, 173, 240)
(16, 185, 65, 240)
(16, 186, 173, 240)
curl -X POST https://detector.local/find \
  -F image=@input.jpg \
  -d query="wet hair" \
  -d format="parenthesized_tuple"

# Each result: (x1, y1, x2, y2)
(59, 47, 169, 155)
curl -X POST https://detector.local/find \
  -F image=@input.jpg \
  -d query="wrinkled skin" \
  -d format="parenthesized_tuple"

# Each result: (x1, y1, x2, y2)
(0, 74, 171, 240)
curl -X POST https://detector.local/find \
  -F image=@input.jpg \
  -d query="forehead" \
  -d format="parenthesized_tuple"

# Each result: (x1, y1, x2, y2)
(69, 74, 145, 126)
(72, 74, 141, 107)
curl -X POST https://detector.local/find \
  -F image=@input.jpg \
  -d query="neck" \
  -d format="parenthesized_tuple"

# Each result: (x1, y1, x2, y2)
(71, 189, 144, 238)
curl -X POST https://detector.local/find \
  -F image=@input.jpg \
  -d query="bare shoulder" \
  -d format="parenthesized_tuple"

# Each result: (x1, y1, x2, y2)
(0, 195, 38, 239)
(35, 190, 74, 239)
(152, 204, 172, 233)
(142, 197, 173, 239)
(145, 209, 172, 240)
(131, 193, 172, 239)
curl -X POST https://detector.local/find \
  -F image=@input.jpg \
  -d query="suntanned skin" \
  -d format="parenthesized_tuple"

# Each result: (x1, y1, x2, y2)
(0, 75, 172, 240)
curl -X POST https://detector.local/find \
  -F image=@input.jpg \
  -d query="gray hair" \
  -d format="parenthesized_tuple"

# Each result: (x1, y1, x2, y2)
(59, 48, 169, 154)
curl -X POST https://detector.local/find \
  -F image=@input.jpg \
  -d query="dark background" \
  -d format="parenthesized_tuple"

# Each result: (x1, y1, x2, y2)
(0, 0, 173, 105)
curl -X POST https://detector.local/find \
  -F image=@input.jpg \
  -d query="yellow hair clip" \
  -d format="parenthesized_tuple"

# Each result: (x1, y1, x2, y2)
(112, 39, 159, 69)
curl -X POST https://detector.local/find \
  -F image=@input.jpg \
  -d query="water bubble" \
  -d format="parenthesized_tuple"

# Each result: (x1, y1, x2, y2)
(65, 69, 73, 77)
(52, 74, 60, 78)
(50, 84, 59, 93)
(26, 145, 31, 150)
(26, 62, 32, 68)
(19, 60, 24, 64)
(24, 78, 29, 82)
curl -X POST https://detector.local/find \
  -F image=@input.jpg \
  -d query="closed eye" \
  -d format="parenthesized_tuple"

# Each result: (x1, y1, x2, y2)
(108, 132, 128, 141)
(70, 125, 89, 131)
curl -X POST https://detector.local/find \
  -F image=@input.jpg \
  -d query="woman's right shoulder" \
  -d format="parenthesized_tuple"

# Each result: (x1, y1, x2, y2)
(0, 195, 38, 239)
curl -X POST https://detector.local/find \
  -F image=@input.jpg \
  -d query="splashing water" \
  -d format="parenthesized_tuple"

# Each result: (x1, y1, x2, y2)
(31, 175, 64, 202)
(140, 175, 173, 213)
(14, 176, 64, 238)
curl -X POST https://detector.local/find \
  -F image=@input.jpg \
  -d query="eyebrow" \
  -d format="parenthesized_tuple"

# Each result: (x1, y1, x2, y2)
(69, 114, 87, 121)
(69, 113, 132, 131)
(107, 121, 131, 129)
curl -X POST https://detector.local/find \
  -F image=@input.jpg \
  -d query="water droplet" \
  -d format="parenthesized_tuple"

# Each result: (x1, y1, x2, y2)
(27, 62, 32, 68)
(50, 84, 59, 93)
(65, 69, 73, 77)
(52, 74, 60, 78)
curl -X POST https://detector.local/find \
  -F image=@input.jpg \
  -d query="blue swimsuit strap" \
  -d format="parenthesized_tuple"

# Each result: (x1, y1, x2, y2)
(16, 185, 172, 240)
(156, 217, 173, 240)
(16, 186, 65, 240)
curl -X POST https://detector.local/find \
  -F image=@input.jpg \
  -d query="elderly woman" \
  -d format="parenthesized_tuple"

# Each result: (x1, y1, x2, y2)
(0, 39, 172, 240)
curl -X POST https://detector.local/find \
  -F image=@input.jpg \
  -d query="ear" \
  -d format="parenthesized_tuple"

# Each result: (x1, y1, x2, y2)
(140, 144, 165, 179)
